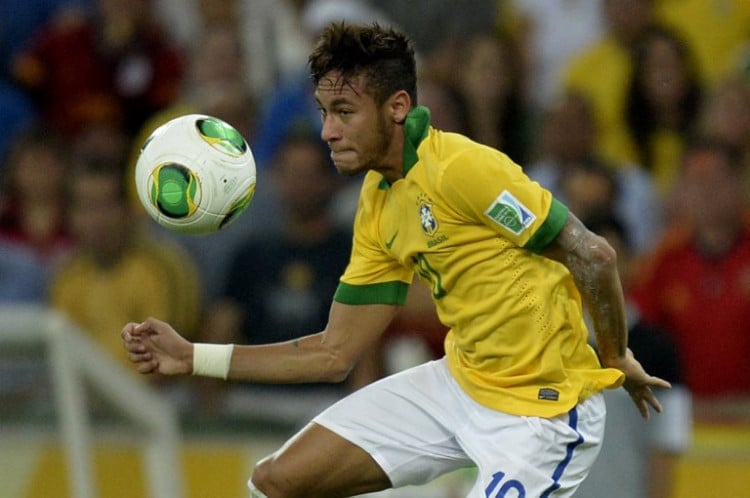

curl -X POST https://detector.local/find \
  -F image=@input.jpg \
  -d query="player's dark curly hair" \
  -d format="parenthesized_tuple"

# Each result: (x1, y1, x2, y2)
(308, 22, 417, 107)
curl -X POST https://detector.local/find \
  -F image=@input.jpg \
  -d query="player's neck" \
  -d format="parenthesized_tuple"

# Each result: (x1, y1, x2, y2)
(374, 125, 406, 185)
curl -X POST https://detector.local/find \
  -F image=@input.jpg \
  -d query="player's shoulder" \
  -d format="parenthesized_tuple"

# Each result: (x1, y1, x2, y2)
(420, 128, 520, 185)
(422, 129, 508, 168)
(422, 127, 480, 156)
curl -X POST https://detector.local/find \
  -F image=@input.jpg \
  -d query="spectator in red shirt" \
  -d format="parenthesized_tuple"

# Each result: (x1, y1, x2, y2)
(0, 123, 72, 265)
(10, 0, 184, 139)
(632, 137, 750, 410)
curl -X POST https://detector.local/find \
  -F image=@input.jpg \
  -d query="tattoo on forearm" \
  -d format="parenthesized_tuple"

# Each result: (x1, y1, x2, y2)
(559, 216, 627, 358)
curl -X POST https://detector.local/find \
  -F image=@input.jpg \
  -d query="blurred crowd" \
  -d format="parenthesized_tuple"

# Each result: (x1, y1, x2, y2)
(1, 0, 749, 496)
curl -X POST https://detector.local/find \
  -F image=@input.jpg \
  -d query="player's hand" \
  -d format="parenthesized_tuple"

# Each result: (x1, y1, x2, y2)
(606, 348, 672, 420)
(121, 317, 193, 376)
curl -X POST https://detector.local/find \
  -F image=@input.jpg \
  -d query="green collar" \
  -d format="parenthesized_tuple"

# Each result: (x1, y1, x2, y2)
(378, 105, 431, 189)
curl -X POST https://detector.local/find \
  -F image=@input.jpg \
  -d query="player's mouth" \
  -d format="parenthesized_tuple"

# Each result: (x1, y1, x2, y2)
(330, 150, 361, 174)
(330, 149, 355, 163)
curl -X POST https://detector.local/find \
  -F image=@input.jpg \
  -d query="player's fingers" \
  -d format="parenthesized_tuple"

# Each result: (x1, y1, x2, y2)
(123, 338, 146, 354)
(627, 385, 652, 420)
(649, 398, 663, 414)
(136, 359, 159, 374)
(128, 351, 153, 364)
(650, 376, 672, 390)
(637, 385, 667, 419)
(636, 396, 650, 420)
(121, 322, 140, 340)
(135, 317, 165, 335)
(644, 388, 664, 414)
(122, 330, 137, 345)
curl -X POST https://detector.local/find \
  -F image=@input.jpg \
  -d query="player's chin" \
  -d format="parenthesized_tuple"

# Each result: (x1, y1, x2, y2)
(332, 156, 364, 176)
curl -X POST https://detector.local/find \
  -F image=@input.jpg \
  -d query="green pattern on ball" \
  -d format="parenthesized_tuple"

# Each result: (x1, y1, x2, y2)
(196, 118, 247, 156)
(150, 164, 198, 218)
(219, 183, 256, 229)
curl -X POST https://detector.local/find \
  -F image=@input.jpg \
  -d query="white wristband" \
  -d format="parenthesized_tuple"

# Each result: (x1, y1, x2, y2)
(192, 343, 234, 379)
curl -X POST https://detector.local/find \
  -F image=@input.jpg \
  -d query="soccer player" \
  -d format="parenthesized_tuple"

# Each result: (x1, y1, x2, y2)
(122, 23, 670, 497)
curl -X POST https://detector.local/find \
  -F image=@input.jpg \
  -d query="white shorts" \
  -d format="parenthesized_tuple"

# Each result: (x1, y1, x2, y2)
(314, 358, 606, 497)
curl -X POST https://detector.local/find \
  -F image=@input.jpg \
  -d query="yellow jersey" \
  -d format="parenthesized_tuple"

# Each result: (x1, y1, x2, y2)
(334, 107, 623, 417)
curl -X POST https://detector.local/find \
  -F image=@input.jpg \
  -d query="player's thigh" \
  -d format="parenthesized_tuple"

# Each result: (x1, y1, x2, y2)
(313, 358, 473, 487)
(464, 393, 607, 498)
(251, 422, 391, 497)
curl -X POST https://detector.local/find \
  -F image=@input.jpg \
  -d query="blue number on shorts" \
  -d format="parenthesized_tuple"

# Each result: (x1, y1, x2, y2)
(485, 471, 526, 498)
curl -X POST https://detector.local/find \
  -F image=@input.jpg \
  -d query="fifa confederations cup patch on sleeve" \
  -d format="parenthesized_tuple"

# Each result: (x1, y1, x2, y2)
(484, 190, 537, 235)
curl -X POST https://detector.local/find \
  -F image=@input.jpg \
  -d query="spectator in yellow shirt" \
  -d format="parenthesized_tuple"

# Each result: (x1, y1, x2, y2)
(561, 0, 655, 166)
(655, 0, 750, 84)
(624, 24, 704, 196)
(49, 153, 202, 376)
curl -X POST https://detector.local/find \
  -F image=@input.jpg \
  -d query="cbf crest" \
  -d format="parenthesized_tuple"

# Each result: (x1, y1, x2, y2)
(417, 193, 438, 236)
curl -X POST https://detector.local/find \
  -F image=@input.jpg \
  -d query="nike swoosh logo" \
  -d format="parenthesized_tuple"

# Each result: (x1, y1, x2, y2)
(385, 230, 399, 249)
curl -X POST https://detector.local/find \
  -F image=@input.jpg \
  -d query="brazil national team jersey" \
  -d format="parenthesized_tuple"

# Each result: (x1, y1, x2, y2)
(334, 106, 624, 417)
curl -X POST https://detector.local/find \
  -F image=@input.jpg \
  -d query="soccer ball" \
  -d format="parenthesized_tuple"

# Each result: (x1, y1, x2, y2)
(134, 114, 257, 235)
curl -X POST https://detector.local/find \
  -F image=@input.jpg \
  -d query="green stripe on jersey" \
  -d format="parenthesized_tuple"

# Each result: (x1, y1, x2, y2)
(524, 198, 569, 253)
(334, 281, 410, 305)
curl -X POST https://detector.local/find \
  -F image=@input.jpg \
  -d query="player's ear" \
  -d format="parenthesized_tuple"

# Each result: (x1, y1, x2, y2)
(388, 90, 411, 124)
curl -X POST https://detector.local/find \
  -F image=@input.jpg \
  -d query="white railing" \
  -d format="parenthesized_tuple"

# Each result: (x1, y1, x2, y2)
(0, 305, 185, 498)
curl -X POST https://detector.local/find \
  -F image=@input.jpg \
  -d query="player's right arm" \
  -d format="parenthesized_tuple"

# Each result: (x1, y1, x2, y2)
(542, 211, 671, 418)
(121, 300, 398, 383)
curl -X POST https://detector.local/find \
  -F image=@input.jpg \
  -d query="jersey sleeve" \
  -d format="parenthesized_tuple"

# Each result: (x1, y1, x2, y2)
(438, 146, 568, 252)
(334, 177, 412, 306)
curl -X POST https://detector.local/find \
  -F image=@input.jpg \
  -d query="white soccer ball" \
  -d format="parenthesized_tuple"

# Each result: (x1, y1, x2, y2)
(134, 114, 257, 235)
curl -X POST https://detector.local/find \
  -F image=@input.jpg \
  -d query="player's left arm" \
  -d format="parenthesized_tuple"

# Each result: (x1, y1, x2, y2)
(542, 211, 672, 418)
(122, 301, 398, 384)
(227, 301, 398, 383)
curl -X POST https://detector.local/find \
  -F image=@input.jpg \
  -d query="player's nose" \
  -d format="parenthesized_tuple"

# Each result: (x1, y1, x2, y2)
(320, 115, 340, 143)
